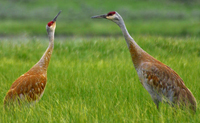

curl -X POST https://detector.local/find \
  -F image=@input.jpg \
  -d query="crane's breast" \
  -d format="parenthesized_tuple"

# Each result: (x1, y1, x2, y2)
(4, 74, 47, 104)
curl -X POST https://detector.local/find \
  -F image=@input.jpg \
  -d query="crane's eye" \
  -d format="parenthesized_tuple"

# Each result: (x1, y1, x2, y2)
(107, 11, 116, 16)
(47, 21, 54, 27)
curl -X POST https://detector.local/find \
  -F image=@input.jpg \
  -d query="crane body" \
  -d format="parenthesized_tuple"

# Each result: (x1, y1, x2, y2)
(4, 11, 61, 106)
(92, 11, 196, 112)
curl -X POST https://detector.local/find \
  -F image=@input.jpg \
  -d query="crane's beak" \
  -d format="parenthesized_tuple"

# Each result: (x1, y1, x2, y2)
(91, 14, 107, 19)
(52, 10, 62, 22)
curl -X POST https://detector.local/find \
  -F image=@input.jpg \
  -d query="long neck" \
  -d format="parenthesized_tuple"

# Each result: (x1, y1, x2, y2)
(38, 31, 54, 69)
(30, 31, 54, 74)
(117, 19, 145, 68)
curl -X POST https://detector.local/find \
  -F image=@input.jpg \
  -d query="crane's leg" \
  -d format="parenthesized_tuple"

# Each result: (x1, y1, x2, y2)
(153, 98, 159, 110)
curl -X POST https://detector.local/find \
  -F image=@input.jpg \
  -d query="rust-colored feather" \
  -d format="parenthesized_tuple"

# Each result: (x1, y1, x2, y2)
(137, 59, 196, 111)
(4, 73, 47, 105)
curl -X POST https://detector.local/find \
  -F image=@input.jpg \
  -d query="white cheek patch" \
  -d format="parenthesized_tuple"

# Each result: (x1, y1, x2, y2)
(106, 16, 115, 20)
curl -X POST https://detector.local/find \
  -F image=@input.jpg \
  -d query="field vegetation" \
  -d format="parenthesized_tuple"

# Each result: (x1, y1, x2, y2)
(0, 0, 200, 122)
(0, 0, 200, 36)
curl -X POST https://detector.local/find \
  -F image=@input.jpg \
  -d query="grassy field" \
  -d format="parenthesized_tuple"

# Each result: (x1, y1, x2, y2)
(0, 0, 200, 122)
(0, 35, 199, 122)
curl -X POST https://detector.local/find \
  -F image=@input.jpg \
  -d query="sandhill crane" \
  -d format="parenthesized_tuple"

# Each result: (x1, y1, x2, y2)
(4, 11, 61, 106)
(92, 11, 196, 112)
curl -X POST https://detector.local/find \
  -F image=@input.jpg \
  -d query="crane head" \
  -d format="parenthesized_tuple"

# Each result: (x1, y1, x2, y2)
(46, 10, 61, 32)
(91, 11, 116, 19)
(91, 11, 122, 24)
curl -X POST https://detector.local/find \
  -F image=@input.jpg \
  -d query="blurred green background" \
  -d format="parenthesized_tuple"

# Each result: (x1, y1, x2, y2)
(1, 0, 200, 36)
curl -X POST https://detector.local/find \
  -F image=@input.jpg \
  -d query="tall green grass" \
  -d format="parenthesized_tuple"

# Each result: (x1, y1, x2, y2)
(0, 35, 199, 122)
